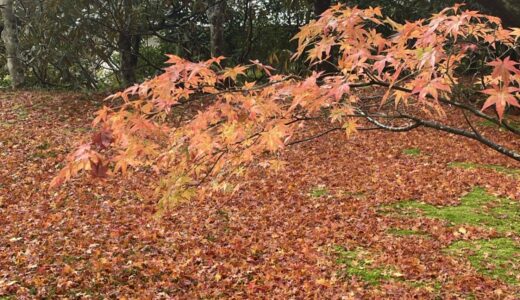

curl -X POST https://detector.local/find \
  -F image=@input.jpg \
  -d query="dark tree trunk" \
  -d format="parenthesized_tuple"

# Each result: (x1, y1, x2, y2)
(118, 0, 140, 86)
(240, 1, 253, 63)
(206, 0, 226, 57)
(475, 0, 520, 27)
(1, 0, 24, 88)
(314, 0, 331, 18)
(118, 32, 140, 86)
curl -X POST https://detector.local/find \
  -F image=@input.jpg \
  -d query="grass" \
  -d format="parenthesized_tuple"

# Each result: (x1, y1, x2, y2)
(402, 148, 421, 156)
(390, 187, 520, 234)
(405, 280, 443, 295)
(12, 104, 29, 121)
(479, 119, 499, 128)
(309, 185, 329, 198)
(36, 141, 51, 150)
(32, 141, 57, 160)
(32, 150, 58, 160)
(479, 119, 520, 131)
(62, 255, 81, 264)
(446, 238, 520, 284)
(0, 121, 13, 129)
(387, 228, 429, 237)
(336, 190, 365, 199)
(387, 187, 520, 284)
(333, 246, 401, 285)
(449, 162, 520, 176)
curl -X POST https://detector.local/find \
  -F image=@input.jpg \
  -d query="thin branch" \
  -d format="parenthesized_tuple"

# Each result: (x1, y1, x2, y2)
(370, 79, 520, 136)
(195, 151, 226, 187)
(356, 108, 421, 132)
(286, 127, 342, 146)
(402, 114, 520, 162)
(462, 109, 483, 138)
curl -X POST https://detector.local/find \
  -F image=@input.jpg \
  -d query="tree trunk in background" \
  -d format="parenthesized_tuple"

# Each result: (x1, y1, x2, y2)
(119, 0, 140, 86)
(1, 0, 24, 88)
(118, 32, 140, 86)
(475, 0, 520, 27)
(206, 0, 226, 57)
(314, 0, 331, 18)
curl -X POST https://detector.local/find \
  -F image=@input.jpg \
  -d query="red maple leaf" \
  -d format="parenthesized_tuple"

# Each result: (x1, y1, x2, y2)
(92, 128, 114, 150)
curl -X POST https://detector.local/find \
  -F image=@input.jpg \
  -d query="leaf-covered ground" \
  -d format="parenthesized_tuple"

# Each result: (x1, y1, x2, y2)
(1, 91, 520, 299)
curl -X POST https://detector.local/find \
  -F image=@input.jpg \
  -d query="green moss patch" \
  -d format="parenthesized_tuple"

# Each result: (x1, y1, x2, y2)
(449, 162, 520, 177)
(446, 238, 520, 284)
(336, 190, 365, 199)
(309, 185, 329, 198)
(402, 148, 421, 156)
(386, 187, 520, 284)
(478, 119, 500, 128)
(387, 228, 429, 237)
(479, 119, 520, 131)
(390, 187, 520, 234)
(13, 105, 29, 121)
(333, 246, 402, 285)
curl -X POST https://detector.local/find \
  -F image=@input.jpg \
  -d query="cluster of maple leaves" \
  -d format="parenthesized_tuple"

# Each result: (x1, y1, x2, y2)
(51, 4, 520, 206)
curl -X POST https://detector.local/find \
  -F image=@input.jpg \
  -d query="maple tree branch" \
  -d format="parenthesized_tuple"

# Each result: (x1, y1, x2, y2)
(167, 75, 301, 108)
(369, 79, 520, 136)
(462, 109, 483, 139)
(355, 108, 421, 132)
(348, 81, 376, 89)
(195, 151, 226, 187)
(402, 114, 520, 162)
(286, 117, 418, 147)
(286, 127, 343, 146)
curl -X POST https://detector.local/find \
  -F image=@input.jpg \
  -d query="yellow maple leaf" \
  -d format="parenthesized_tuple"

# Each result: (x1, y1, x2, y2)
(222, 65, 248, 81)
(261, 124, 287, 152)
(343, 120, 358, 138)
(394, 90, 410, 107)
(510, 28, 520, 41)
(268, 159, 287, 173)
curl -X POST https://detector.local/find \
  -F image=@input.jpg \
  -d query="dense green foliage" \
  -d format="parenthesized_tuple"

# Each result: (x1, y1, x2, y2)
(0, 0, 490, 90)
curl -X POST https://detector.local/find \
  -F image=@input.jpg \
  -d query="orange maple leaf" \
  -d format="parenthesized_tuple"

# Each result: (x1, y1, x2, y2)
(488, 57, 520, 83)
(222, 65, 248, 81)
(260, 124, 288, 152)
(481, 85, 520, 120)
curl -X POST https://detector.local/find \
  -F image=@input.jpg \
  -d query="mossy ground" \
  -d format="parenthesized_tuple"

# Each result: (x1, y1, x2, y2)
(387, 228, 429, 237)
(391, 187, 520, 234)
(309, 185, 329, 198)
(402, 148, 421, 156)
(449, 162, 520, 176)
(479, 119, 520, 131)
(332, 245, 442, 292)
(446, 238, 520, 284)
(386, 187, 520, 284)
(333, 246, 401, 285)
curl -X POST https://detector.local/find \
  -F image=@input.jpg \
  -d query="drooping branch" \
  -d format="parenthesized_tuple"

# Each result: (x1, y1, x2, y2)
(402, 114, 520, 162)
(355, 108, 421, 132)
(368, 79, 520, 136)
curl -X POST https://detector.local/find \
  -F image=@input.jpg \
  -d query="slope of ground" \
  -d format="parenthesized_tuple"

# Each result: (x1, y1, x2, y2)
(1, 91, 520, 299)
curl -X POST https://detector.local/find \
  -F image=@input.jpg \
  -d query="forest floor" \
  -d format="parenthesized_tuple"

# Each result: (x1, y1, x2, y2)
(1, 91, 520, 299)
